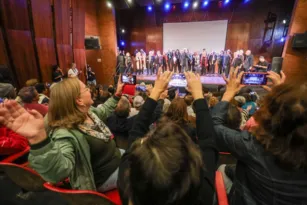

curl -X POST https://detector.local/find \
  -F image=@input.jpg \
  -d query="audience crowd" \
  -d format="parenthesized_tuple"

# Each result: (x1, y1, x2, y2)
(0, 62, 306, 205)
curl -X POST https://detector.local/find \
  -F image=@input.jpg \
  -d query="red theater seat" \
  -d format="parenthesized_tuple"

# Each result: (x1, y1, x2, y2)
(215, 171, 229, 205)
(43, 182, 121, 205)
(1, 146, 30, 163)
(0, 162, 45, 192)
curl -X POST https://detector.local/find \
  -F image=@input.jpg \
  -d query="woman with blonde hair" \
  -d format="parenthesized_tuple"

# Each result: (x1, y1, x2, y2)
(0, 77, 124, 192)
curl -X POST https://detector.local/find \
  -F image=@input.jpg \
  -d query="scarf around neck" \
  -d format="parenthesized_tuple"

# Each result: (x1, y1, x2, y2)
(78, 112, 113, 142)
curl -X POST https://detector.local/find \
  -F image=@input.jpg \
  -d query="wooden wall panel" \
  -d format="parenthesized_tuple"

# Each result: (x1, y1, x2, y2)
(145, 27, 163, 52)
(85, 0, 99, 36)
(282, 0, 307, 80)
(73, 49, 86, 81)
(54, 0, 70, 45)
(57, 45, 73, 74)
(72, 0, 85, 49)
(7, 30, 39, 86)
(85, 50, 103, 83)
(97, 1, 117, 85)
(1, 0, 30, 30)
(36, 38, 57, 82)
(225, 23, 250, 51)
(0, 29, 8, 65)
(85, 0, 103, 85)
(31, 0, 53, 38)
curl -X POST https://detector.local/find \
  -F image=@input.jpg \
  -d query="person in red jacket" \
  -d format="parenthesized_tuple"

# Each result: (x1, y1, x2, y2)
(0, 125, 28, 158)
(18, 86, 48, 116)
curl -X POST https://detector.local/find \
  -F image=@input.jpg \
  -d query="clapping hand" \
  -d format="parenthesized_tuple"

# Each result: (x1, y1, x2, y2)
(0, 100, 46, 144)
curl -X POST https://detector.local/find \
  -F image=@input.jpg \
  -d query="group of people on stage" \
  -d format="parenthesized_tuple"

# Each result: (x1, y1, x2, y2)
(116, 48, 269, 76)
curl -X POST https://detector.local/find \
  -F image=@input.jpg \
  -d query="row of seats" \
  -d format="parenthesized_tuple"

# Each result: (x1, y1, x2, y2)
(0, 149, 231, 205)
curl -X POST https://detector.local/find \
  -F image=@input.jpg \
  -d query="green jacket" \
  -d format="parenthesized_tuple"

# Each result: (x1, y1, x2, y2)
(29, 96, 119, 191)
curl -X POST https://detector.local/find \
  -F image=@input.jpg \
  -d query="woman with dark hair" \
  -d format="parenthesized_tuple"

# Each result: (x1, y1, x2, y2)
(213, 69, 307, 205)
(118, 70, 218, 205)
(52, 65, 64, 82)
(226, 102, 242, 130)
(162, 98, 197, 143)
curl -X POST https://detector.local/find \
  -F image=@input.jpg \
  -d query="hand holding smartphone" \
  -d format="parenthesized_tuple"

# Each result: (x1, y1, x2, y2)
(241, 72, 268, 85)
(121, 75, 136, 85)
(168, 73, 187, 87)
(136, 85, 146, 92)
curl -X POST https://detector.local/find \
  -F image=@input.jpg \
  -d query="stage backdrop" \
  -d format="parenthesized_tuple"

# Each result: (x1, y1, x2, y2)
(163, 20, 228, 52)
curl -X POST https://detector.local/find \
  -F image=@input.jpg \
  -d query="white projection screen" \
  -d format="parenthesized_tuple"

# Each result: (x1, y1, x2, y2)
(163, 20, 228, 52)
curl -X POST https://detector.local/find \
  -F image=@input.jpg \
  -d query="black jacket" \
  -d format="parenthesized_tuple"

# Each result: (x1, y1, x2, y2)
(106, 115, 135, 139)
(212, 101, 307, 205)
(118, 98, 218, 205)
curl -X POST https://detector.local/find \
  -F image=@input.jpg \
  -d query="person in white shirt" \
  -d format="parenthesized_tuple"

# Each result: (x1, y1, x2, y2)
(68, 63, 79, 78)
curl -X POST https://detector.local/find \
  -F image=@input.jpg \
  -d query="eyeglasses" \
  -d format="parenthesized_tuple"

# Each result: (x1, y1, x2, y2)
(80, 86, 90, 94)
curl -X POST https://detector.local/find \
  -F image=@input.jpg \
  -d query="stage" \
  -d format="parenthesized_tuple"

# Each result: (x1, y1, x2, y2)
(136, 74, 226, 91)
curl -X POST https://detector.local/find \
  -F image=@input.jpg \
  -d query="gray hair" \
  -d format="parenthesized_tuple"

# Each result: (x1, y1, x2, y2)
(18, 86, 37, 103)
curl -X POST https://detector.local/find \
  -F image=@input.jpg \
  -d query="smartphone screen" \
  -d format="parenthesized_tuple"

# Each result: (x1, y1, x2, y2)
(168, 74, 187, 87)
(122, 75, 136, 85)
(241, 73, 268, 85)
(136, 85, 146, 92)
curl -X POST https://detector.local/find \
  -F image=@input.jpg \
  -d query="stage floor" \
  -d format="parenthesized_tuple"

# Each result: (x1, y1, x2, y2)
(136, 74, 226, 85)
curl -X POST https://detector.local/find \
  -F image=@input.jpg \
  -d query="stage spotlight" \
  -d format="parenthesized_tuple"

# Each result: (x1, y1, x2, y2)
(147, 5, 153, 12)
(120, 40, 125, 46)
(193, 1, 199, 9)
(106, 1, 112, 8)
(121, 29, 125, 34)
(244, 0, 250, 3)
(127, 0, 132, 3)
(280, 37, 285, 42)
(283, 19, 287, 24)
(164, 3, 171, 11)
(156, 0, 162, 3)
(224, 0, 230, 4)
(184, 1, 190, 9)
(203, 0, 209, 6)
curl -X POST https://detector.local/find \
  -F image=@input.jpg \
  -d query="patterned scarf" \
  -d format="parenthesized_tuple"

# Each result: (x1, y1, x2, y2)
(78, 112, 112, 142)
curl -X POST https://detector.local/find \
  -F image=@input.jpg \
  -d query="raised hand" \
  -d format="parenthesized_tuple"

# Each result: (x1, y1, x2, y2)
(222, 67, 245, 102)
(0, 100, 46, 144)
(115, 74, 125, 95)
(262, 71, 286, 92)
(184, 72, 203, 100)
(159, 90, 168, 100)
(150, 67, 173, 100)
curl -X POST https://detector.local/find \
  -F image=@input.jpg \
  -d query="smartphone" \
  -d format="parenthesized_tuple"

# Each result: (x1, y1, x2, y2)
(168, 73, 187, 87)
(136, 85, 146, 92)
(121, 75, 136, 85)
(241, 72, 268, 85)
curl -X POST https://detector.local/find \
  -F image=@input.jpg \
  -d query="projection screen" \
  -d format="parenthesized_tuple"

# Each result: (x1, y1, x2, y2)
(163, 20, 228, 53)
